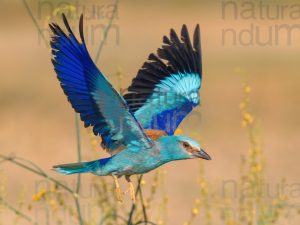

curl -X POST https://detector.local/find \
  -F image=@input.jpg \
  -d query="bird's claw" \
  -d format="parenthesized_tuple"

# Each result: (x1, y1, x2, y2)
(113, 175, 123, 203)
(115, 186, 124, 203)
(124, 182, 136, 203)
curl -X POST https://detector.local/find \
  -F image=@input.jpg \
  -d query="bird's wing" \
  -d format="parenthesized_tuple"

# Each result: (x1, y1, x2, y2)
(123, 25, 202, 135)
(50, 14, 153, 154)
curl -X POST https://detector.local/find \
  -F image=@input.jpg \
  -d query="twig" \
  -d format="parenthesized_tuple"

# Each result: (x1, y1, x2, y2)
(0, 155, 86, 225)
(22, 0, 49, 48)
(99, 213, 127, 225)
(94, 0, 119, 64)
(0, 154, 74, 194)
(74, 114, 84, 225)
(75, 114, 82, 194)
(75, 114, 81, 194)
(127, 175, 145, 225)
(134, 221, 158, 225)
(139, 186, 148, 224)
(0, 196, 40, 225)
(14, 156, 45, 175)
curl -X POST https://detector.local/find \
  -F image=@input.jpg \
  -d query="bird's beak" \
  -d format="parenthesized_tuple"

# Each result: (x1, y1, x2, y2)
(193, 148, 211, 160)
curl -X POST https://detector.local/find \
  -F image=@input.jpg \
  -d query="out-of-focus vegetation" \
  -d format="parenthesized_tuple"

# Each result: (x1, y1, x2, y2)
(184, 73, 299, 225)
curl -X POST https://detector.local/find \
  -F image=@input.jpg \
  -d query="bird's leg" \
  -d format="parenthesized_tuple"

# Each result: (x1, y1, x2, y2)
(113, 175, 123, 203)
(124, 175, 136, 203)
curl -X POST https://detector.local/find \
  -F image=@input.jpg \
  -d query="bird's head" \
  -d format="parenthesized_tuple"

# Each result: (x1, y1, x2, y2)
(158, 135, 211, 161)
(176, 135, 211, 160)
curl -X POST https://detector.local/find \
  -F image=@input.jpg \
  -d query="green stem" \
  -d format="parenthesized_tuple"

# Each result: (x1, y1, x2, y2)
(127, 175, 145, 225)
(75, 114, 82, 193)
(99, 213, 127, 225)
(74, 114, 84, 225)
(139, 186, 148, 224)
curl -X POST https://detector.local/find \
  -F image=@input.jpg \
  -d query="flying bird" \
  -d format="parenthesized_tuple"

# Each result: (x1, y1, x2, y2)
(50, 14, 211, 203)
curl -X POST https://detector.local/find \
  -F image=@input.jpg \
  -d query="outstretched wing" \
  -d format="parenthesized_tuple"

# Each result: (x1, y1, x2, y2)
(50, 14, 153, 154)
(123, 25, 202, 135)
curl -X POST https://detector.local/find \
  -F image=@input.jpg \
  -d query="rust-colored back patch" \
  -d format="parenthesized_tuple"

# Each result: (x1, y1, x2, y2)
(144, 129, 167, 141)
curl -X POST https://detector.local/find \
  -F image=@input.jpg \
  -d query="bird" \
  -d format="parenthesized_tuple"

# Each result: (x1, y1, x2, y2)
(50, 14, 211, 203)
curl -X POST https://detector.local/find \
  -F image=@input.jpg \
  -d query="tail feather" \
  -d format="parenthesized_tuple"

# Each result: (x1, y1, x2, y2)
(53, 160, 98, 175)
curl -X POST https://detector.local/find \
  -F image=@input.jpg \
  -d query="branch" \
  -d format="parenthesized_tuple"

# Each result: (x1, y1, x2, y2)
(74, 114, 84, 225)
(94, 0, 119, 63)
(22, 0, 49, 48)
(0, 154, 74, 194)
(134, 221, 158, 225)
(99, 213, 127, 225)
(127, 175, 145, 225)
(139, 186, 148, 224)
(0, 196, 40, 225)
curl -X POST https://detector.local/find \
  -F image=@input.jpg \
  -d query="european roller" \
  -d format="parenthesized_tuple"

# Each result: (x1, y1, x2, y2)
(50, 14, 211, 203)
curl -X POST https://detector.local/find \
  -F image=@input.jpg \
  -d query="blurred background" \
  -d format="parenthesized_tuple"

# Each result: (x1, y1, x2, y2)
(0, 0, 300, 224)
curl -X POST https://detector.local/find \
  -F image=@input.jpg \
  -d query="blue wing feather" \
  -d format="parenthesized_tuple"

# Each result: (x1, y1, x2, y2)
(50, 14, 152, 153)
(124, 25, 202, 135)
(149, 102, 194, 135)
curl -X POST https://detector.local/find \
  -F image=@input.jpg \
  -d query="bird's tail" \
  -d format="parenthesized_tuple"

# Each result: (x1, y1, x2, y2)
(53, 160, 98, 175)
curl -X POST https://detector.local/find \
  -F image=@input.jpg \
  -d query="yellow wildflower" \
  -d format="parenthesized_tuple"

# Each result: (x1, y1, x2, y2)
(244, 85, 251, 93)
(250, 163, 262, 174)
(32, 188, 47, 202)
(50, 184, 58, 193)
(141, 179, 146, 185)
(192, 207, 199, 216)
(242, 112, 254, 127)
(157, 219, 164, 225)
(48, 199, 57, 210)
(195, 198, 201, 205)
(206, 211, 212, 219)
(239, 102, 246, 110)
(199, 180, 208, 192)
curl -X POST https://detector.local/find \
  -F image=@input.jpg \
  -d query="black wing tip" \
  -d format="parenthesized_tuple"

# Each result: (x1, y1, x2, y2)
(193, 24, 202, 72)
(49, 13, 85, 45)
(49, 23, 55, 30)
(181, 24, 188, 35)
(62, 13, 72, 33)
(169, 24, 201, 50)
(193, 24, 201, 46)
(170, 28, 176, 36)
(170, 28, 181, 44)
(61, 13, 69, 28)
(49, 22, 59, 33)
(171, 24, 199, 38)
(125, 24, 202, 112)
(163, 35, 171, 45)
(79, 14, 85, 43)
(61, 13, 78, 40)
(62, 13, 67, 20)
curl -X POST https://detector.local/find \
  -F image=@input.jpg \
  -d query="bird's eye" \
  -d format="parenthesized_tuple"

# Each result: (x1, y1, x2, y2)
(182, 142, 190, 148)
